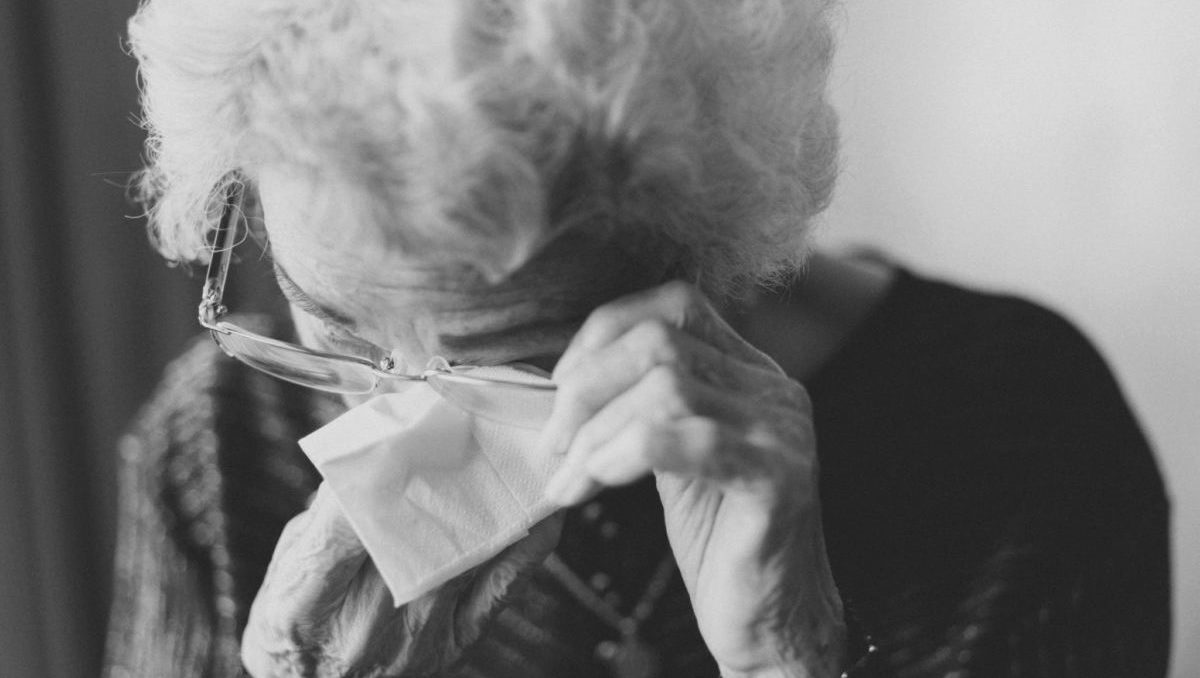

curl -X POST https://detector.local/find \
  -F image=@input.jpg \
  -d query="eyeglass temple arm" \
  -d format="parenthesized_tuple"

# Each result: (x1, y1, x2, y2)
(199, 183, 245, 327)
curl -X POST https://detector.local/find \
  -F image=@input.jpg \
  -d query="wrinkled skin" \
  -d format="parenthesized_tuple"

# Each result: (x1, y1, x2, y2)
(242, 281, 846, 678)
(539, 281, 846, 676)
(241, 486, 564, 677)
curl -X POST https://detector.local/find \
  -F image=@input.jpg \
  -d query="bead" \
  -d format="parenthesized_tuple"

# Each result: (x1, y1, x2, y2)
(583, 502, 604, 522)
(596, 640, 620, 661)
(840, 639, 879, 678)
(597, 635, 662, 678)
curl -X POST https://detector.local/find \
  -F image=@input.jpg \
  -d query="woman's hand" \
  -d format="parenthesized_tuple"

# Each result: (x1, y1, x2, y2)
(241, 485, 563, 677)
(539, 281, 846, 677)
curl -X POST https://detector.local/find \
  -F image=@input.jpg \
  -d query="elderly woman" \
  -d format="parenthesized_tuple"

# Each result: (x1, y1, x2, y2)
(104, 1, 1169, 677)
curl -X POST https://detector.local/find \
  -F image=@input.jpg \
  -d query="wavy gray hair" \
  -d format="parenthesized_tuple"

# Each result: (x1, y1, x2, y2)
(129, 0, 839, 297)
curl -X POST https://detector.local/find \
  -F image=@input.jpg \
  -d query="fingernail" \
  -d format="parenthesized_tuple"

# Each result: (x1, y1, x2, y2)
(544, 466, 574, 503)
(560, 475, 594, 506)
(545, 466, 591, 506)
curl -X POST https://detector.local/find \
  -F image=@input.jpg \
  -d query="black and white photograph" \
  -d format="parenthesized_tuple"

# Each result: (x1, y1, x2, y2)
(1, 1, 1195, 676)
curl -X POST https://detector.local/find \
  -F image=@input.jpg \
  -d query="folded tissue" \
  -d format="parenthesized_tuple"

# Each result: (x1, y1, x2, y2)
(298, 365, 560, 607)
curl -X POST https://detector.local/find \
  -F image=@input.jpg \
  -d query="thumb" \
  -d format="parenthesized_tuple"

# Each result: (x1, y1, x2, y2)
(461, 512, 565, 621)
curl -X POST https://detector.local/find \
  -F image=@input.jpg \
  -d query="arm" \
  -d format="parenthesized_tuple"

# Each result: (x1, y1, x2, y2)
(846, 302, 1172, 677)
(103, 341, 244, 678)
(997, 491, 1170, 676)
(862, 479, 1171, 677)
(538, 281, 848, 677)
(969, 310, 1170, 676)
(104, 329, 330, 678)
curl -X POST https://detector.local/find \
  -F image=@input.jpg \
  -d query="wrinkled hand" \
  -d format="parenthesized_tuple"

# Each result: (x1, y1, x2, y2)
(539, 281, 846, 677)
(241, 485, 563, 677)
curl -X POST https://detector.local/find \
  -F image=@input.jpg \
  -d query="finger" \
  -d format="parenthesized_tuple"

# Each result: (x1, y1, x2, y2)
(538, 320, 773, 457)
(328, 558, 406, 665)
(243, 485, 371, 676)
(461, 512, 565, 621)
(567, 364, 728, 461)
(545, 362, 809, 506)
(554, 280, 773, 379)
(256, 483, 368, 625)
(581, 416, 768, 486)
(544, 365, 716, 505)
(542, 468, 603, 508)
(559, 319, 779, 393)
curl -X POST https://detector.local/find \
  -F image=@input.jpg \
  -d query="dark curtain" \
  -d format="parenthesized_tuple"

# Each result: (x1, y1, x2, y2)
(1, 0, 199, 674)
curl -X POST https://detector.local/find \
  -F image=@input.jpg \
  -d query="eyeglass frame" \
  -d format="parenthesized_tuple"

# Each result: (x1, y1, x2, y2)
(197, 181, 557, 395)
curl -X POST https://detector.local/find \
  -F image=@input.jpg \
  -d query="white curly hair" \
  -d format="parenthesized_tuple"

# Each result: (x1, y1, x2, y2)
(128, 0, 839, 297)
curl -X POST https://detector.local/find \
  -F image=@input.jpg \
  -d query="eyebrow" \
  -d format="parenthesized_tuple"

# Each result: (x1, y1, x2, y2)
(272, 263, 359, 330)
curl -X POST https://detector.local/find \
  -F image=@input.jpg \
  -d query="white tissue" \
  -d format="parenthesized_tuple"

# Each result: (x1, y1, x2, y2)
(298, 367, 560, 606)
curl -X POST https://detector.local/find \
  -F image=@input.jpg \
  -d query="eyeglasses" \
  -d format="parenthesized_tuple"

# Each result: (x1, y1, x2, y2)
(198, 183, 555, 427)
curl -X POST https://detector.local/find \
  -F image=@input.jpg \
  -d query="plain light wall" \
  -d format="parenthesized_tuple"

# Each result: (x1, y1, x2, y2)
(818, 2, 1199, 675)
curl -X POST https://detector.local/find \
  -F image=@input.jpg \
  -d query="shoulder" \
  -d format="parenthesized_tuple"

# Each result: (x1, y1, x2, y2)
(118, 316, 335, 563)
(110, 319, 338, 673)
(813, 267, 1171, 676)
(124, 317, 339, 466)
(818, 268, 1137, 424)
(901, 272, 1140, 434)
(814, 267, 1163, 514)
(815, 273, 1168, 592)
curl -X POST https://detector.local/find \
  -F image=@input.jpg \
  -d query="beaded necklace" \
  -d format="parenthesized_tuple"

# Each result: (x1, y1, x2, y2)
(544, 552, 677, 678)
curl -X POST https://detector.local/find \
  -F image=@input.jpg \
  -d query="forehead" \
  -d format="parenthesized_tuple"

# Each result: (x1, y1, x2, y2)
(256, 165, 671, 358)
(255, 165, 388, 277)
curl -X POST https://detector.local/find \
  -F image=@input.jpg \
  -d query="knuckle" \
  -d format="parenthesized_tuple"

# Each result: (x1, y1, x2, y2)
(240, 640, 271, 677)
(698, 417, 724, 445)
(660, 279, 700, 309)
(241, 619, 307, 678)
(787, 380, 812, 409)
(766, 376, 810, 412)
(647, 363, 682, 391)
(646, 365, 692, 416)
(578, 304, 623, 347)
(276, 510, 311, 545)
(630, 320, 680, 365)
(630, 425, 662, 464)
(745, 420, 785, 454)
(688, 418, 724, 456)
(661, 418, 726, 476)
(554, 378, 594, 417)
(570, 419, 604, 455)
(648, 364, 686, 400)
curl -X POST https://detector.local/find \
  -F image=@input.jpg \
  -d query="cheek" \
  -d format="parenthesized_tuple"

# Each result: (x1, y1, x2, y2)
(289, 307, 325, 349)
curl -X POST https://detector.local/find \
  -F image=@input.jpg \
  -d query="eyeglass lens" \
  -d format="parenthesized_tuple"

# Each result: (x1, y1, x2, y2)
(214, 326, 555, 427)
(212, 327, 379, 394)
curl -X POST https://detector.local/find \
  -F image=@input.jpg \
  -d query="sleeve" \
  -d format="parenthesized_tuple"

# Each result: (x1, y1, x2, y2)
(102, 340, 245, 678)
(102, 331, 331, 678)
(830, 301, 1166, 676)
(851, 302, 1171, 677)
